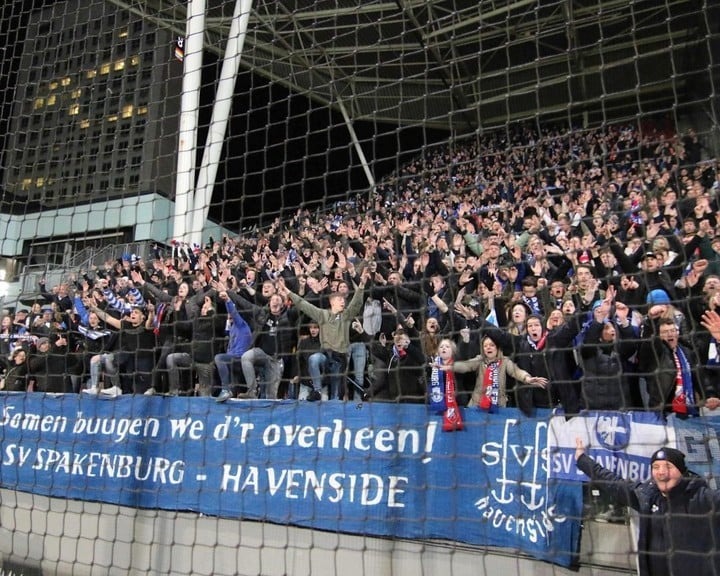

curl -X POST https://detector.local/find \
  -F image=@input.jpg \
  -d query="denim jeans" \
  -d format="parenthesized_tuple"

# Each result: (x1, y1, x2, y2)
(241, 347, 282, 399)
(347, 342, 367, 385)
(214, 353, 244, 394)
(89, 353, 116, 389)
(308, 351, 346, 399)
(166, 352, 192, 393)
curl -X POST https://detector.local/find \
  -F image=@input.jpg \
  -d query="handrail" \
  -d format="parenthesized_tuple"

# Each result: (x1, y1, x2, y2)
(11, 241, 164, 307)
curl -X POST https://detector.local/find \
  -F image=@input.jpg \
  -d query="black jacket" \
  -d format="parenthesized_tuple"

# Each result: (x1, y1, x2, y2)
(580, 320, 638, 410)
(229, 291, 298, 361)
(484, 318, 580, 415)
(577, 453, 720, 576)
(367, 339, 426, 403)
(638, 334, 716, 414)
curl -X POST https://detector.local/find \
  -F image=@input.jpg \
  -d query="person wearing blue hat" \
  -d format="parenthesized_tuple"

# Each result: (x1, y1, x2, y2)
(646, 288, 671, 305)
(575, 438, 720, 576)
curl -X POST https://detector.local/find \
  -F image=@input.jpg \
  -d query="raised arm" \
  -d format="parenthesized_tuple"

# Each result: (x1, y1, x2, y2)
(89, 305, 122, 330)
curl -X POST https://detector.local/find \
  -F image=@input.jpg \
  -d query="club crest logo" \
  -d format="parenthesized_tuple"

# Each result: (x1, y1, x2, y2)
(594, 413, 631, 451)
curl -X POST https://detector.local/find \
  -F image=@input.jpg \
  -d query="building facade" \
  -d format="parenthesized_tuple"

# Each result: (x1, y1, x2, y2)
(3, 0, 181, 212)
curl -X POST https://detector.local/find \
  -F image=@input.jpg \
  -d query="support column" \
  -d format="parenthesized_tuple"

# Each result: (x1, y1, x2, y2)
(190, 0, 253, 248)
(336, 96, 376, 192)
(173, 0, 206, 242)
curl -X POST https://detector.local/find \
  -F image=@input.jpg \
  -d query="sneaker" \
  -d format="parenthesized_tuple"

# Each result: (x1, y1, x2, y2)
(99, 386, 122, 398)
(82, 387, 100, 395)
(216, 390, 231, 403)
(237, 389, 257, 400)
(307, 390, 322, 402)
(144, 387, 156, 396)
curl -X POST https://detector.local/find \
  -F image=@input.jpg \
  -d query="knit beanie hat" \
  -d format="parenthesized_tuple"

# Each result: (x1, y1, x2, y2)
(646, 289, 672, 305)
(650, 447, 687, 474)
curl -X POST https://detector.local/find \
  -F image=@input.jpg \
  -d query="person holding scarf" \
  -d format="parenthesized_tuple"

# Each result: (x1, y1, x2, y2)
(639, 316, 719, 416)
(482, 312, 581, 416)
(438, 335, 547, 413)
(519, 276, 544, 316)
(428, 338, 464, 430)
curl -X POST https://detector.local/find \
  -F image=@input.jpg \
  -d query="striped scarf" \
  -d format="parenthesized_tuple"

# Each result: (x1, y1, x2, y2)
(153, 302, 166, 335)
(428, 358, 447, 414)
(672, 346, 698, 417)
(480, 360, 501, 413)
(441, 360, 463, 432)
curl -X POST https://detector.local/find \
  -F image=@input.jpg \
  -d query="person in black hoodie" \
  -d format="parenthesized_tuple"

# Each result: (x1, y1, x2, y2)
(364, 328, 426, 403)
(28, 334, 78, 393)
(1, 347, 29, 392)
(483, 311, 581, 416)
(575, 439, 720, 576)
(294, 321, 322, 399)
(579, 297, 639, 410)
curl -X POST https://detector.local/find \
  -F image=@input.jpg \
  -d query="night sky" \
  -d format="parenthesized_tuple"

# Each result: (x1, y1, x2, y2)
(199, 53, 446, 228)
(1, 0, 448, 230)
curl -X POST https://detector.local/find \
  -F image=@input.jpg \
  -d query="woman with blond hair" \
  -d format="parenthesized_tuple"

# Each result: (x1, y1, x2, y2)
(440, 335, 547, 412)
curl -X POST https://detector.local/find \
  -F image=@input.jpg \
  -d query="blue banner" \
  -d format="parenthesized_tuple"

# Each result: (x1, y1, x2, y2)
(671, 413, 720, 489)
(0, 395, 582, 567)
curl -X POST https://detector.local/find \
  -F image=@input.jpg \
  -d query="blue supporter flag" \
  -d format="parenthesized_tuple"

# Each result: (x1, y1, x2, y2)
(0, 396, 582, 567)
(485, 308, 499, 327)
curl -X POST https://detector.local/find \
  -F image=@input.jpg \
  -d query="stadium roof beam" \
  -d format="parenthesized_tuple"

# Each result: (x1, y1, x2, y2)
(106, 0, 707, 132)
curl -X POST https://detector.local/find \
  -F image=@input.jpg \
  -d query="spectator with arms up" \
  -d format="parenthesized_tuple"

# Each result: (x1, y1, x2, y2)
(215, 291, 253, 402)
(277, 267, 370, 401)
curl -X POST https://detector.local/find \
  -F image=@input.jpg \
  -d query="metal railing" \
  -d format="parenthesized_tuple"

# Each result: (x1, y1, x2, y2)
(8, 241, 162, 309)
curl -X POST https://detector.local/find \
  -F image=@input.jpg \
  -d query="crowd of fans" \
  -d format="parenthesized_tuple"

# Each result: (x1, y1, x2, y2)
(1, 122, 719, 420)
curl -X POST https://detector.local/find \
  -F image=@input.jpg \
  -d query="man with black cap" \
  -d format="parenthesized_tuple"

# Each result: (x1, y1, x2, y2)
(575, 438, 720, 576)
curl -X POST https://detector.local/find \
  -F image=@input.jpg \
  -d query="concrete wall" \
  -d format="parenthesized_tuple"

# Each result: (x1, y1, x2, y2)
(0, 488, 637, 576)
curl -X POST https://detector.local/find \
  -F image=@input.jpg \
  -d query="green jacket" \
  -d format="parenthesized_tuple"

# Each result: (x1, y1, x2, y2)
(287, 286, 365, 354)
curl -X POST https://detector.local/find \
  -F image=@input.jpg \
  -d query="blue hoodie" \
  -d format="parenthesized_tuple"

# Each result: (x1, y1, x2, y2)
(225, 300, 253, 356)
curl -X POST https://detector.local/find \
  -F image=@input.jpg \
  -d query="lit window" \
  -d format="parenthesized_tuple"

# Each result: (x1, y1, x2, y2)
(49, 81, 58, 90)
(60, 77, 71, 86)
(36, 177, 45, 187)
(122, 104, 133, 118)
(130, 55, 140, 66)
(107, 114, 118, 122)
(46, 94, 57, 106)
(71, 89, 82, 98)
(34, 97, 45, 109)
(86, 69, 97, 79)
(114, 59, 125, 71)
(119, 29, 128, 38)
(137, 105, 148, 115)
(100, 63, 110, 75)
(69, 104, 80, 115)
(22, 178, 32, 190)
(79, 119, 90, 129)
